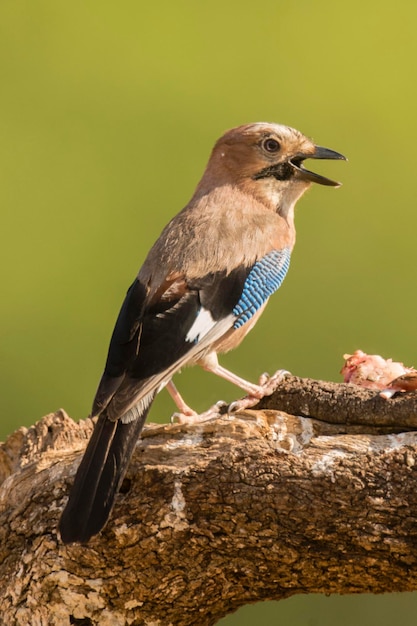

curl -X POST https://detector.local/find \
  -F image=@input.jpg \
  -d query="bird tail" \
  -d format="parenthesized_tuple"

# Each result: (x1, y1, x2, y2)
(59, 398, 154, 544)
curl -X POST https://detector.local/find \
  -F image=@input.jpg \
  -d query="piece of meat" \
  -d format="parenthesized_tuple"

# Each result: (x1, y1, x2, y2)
(341, 350, 417, 398)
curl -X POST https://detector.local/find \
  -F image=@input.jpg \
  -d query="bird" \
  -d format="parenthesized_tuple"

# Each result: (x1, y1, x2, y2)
(59, 122, 345, 543)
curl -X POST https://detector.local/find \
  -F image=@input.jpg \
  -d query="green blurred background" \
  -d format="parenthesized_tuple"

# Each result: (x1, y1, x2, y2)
(1, 1, 416, 623)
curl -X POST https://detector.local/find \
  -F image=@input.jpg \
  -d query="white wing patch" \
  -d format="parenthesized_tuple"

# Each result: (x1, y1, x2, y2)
(131, 313, 236, 403)
(186, 307, 216, 343)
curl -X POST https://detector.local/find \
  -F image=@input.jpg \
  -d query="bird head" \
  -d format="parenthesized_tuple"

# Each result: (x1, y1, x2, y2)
(196, 122, 345, 212)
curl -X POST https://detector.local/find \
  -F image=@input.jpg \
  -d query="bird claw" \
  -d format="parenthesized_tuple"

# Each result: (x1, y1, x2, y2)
(228, 369, 291, 413)
(170, 369, 291, 420)
(171, 400, 228, 424)
(229, 396, 260, 413)
(258, 369, 291, 394)
(258, 372, 270, 386)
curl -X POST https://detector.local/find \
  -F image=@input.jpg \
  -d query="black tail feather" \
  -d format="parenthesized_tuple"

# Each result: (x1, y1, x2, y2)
(59, 402, 153, 544)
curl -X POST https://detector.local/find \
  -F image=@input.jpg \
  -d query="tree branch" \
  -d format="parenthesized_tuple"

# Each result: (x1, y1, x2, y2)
(258, 375, 417, 428)
(1, 376, 417, 625)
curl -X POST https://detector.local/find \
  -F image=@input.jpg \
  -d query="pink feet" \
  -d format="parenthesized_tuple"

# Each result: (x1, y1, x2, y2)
(171, 369, 290, 423)
(228, 369, 290, 413)
(171, 400, 228, 424)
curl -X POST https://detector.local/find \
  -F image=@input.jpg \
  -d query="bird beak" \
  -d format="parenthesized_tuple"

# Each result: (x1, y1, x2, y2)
(290, 146, 346, 187)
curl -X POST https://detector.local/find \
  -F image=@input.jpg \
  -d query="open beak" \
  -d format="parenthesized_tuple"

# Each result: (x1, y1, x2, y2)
(290, 146, 346, 187)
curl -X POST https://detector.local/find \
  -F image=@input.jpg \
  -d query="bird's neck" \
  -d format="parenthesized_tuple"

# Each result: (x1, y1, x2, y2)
(242, 176, 311, 220)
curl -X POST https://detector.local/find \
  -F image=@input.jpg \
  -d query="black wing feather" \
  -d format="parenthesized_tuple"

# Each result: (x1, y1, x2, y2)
(97, 265, 251, 403)
(129, 265, 251, 379)
(60, 265, 252, 543)
(101, 279, 147, 378)
(59, 396, 154, 544)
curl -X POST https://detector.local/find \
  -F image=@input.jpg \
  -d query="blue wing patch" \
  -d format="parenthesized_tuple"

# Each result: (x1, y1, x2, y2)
(232, 248, 291, 328)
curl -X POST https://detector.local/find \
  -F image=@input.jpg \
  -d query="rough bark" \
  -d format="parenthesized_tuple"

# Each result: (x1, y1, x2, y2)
(1, 376, 417, 625)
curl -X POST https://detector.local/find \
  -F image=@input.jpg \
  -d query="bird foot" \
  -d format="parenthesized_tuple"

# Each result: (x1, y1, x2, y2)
(171, 400, 228, 424)
(228, 369, 290, 413)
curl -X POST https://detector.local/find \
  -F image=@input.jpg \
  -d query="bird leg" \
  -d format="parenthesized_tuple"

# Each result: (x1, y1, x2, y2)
(168, 353, 290, 423)
(167, 380, 227, 424)
(166, 379, 196, 416)
(198, 352, 290, 413)
(227, 370, 290, 412)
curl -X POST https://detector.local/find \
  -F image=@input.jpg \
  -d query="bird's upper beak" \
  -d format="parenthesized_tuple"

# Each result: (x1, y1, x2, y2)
(290, 146, 346, 187)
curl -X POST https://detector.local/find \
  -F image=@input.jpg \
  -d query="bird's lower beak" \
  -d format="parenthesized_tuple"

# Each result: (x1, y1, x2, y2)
(290, 146, 346, 187)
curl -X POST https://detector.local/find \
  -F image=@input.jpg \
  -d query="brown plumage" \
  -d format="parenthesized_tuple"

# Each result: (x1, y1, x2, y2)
(59, 122, 345, 543)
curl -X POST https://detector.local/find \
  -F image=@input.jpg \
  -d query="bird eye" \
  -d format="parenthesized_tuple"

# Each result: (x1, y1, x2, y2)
(262, 138, 281, 153)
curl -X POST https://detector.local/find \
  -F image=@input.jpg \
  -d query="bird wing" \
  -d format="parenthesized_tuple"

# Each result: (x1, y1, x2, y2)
(92, 247, 291, 423)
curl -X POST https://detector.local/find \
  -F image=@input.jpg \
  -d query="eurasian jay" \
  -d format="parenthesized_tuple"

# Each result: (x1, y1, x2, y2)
(59, 122, 345, 543)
